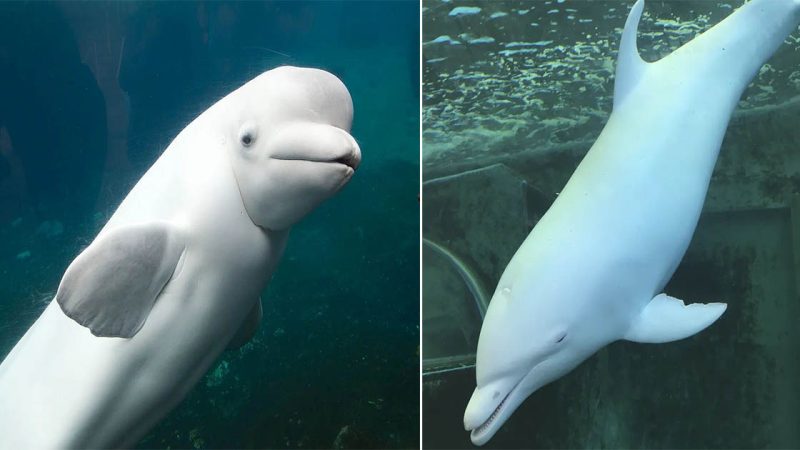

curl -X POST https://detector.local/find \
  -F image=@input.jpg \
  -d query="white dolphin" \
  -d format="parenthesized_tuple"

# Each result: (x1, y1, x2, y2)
(0, 66, 361, 448)
(463, 0, 800, 445)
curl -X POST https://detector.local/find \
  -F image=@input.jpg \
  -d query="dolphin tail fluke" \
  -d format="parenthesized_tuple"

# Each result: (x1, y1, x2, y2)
(623, 293, 727, 344)
(613, 0, 647, 111)
(663, 0, 800, 96)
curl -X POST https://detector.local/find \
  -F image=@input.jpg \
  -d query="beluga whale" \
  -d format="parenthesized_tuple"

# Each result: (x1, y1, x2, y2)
(0, 65, 361, 448)
(464, 0, 800, 445)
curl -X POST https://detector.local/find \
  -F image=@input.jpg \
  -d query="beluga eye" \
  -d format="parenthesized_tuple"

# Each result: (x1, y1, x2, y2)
(238, 121, 258, 148)
(555, 332, 567, 344)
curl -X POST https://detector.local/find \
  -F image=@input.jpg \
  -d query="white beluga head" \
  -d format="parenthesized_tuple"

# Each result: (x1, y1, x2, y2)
(221, 66, 361, 231)
(463, 273, 604, 445)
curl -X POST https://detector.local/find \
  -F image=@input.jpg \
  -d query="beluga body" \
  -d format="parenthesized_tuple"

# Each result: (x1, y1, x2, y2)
(0, 66, 361, 448)
(464, 0, 800, 445)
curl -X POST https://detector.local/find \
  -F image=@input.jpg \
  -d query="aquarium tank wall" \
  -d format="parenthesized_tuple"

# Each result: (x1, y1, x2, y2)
(423, 0, 800, 448)
(0, 1, 419, 448)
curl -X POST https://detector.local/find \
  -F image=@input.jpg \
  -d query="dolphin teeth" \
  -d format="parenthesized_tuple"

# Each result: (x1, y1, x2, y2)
(472, 390, 510, 435)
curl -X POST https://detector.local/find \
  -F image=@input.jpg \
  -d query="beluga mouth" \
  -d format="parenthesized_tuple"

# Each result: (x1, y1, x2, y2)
(333, 152, 360, 170)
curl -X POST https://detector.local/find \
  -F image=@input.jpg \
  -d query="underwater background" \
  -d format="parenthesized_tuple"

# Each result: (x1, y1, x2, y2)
(0, 1, 419, 448)
(423, 0, 800, 448)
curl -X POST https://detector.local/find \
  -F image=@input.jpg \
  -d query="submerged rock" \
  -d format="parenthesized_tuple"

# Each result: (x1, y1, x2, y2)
(332, 424, 380, 449)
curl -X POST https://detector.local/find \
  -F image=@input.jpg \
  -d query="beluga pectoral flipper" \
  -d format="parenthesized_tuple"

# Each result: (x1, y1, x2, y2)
(56, 222, 185, 338)
(464, 0, 800, 445)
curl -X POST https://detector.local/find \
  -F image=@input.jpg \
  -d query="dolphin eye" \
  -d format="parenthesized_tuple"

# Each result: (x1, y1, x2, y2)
(238, 121, 258, 148)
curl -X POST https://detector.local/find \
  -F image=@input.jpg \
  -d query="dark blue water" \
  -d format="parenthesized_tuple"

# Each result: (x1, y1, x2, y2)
(0, 1, 419, 448)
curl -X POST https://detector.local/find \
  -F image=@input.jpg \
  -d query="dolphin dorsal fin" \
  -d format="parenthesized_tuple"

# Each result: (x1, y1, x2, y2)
(614, 0, 648, 111)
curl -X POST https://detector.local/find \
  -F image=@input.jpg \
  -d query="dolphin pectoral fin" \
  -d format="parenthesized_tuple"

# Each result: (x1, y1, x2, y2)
(56, 222, 185, 338)
(623, 293, 727, 344)
(226, 298, 263, 350)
